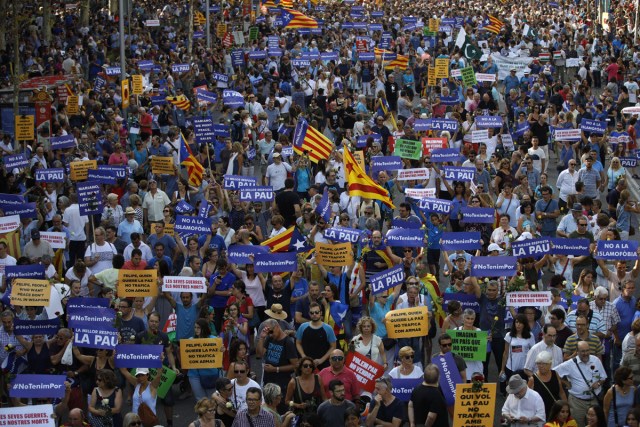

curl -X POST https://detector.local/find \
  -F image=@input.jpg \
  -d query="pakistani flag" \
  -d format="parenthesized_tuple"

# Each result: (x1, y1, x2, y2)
(523, 24, 538, 40)
(455, 27, 482, 60)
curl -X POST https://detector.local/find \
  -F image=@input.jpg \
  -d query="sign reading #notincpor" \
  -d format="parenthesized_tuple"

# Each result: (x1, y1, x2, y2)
(115, 344, 164, 368)
(10, 375, 67, 398)
(253, 252, 297, 273)
(440, 232, 481, 250)
(385, 228, 424, 247)
(470, 256, 517, 277)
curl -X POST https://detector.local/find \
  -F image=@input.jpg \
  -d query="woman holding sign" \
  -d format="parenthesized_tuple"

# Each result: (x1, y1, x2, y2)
(454, 309, 484, 381)
(120, 362, 164, 421)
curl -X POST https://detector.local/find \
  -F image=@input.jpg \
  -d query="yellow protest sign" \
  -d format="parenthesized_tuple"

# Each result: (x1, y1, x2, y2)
(180, 338, 224, 369)
(131, 75, 144, 95)
(67, 95, 79, 115)
(121, 79, 130, 109)
(428, 18, 440, 32)
(385, 306, 429, 339)
(434, 58, 449, 79)
(11, 279, 51, 306)
(164, 223, 175, 237)
(117, 269, 158, 297)
(315, 242, 353, 267)
(14, 116, 34, 141)
(69, 160, 98, 181)
(216, 23, 227, 38)
(151, 156, 175, 175)
(453, 382, 497, 426)
(352, 150, 366, 173)
(427, 66, 436, 86)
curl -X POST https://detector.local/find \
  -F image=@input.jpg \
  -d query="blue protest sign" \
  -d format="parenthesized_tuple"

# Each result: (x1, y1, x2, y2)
(199, 202, 211, 218)
(281, 146, 294, 157)
(175, 200, 194, 214)
(431, 352, 463, 406)
(470, 256, 518, 277)
(174, 215, 213, 235)
(50, 135, 76, 150)
(227, 245, 270, 265)
(315, 188, 331, 223)
(475, 115, 504, 128)
(371, 10, 384, 17)
(268, 36, 279, 49)
(35, 168, 65, 183)
(239, 186, 274, 202)
(440, 232, 481, 251)
(595, 240, 639, 260)
(67, 297, 110, 311)
(461, 207, 495, 223)
(390, 378, 423, 402)
(549, 238, 590, 256)
(292, 59, 311, 68)
(514, 121, 530, 137)
(442, 166, 475, 182)
(114, 344, 164, 368)
(511, 238, 551, 258)
(105, 66, 121, 76)
(223, 89, 245, 107)
(440, 96, 459, 105)
(68, 307, 114, 328)
(137, 60, 154, 71)
(385, 228, 424, 247)
(14, 318, 60, 336)
(212, 73, 229, 83)
(0, 194, 24, 205)
(321, 52, 339, 62)
(87, 169, 117, 184)
(3, 153, 28, 169)
(6, 265, 45, 281)
(391, 219, 422, 229)
(99, 165, 128, 180)
(443, 292, 480, 312)
(621, 157, 637, 168)
(370, 264, 405, 295)
(213, 124, 231, 138)
(368, 23, 383, 31)
(223, 175, 257, 190)
(76, 181, 103, 216)
(194, 118, 215, 143)
(0, 202, 36, 219)
(371, 156, 402, 172)
(253, 252, 298, 273)
(414, 198, 452, 215)
(195, 89, 217, 104)
(431, 119, 459, 132)
(150, 96, 167, 107)
(10, 375, 67, 398)
(171, 63, 190, 73)
(248, 51, 267, 60)
(74, 322, 118, 349)
(431, 148, 463, 163)
(193, 31, 204, 39)
(268, 48, 283, 57)
(357, 133, 382, 148)
(323, 227, 364, 244)
(359, 52, 376, 61)
(580, 119, 607, 134)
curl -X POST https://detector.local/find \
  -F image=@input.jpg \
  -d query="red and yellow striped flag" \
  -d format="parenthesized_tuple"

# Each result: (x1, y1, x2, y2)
(261, 227, 295, 253)
(166, 95, 191, 111)
(194, 11, 206, 26)
(344, 149, 395, 209)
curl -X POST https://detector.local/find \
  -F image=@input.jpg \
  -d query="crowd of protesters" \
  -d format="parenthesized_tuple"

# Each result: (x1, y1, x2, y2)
(3, 0, 640, 426)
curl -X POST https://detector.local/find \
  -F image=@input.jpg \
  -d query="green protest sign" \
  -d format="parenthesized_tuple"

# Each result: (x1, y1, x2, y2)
(460, 66, 477, 86)
(423, 28, 436, 36)
(393, 139, 422, 160)
(447, 329, 487, 361)
(249, 27, 259, 41)
(130, 367, 177, 398)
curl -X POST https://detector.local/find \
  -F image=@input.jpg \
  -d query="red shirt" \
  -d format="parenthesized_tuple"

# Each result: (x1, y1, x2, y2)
(628, 125, 637, 150)
(318, 366, 361, 401)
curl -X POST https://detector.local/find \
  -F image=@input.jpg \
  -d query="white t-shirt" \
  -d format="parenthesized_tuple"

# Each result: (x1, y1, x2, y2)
(528, 147, 546, 173)
(504, 332, 537, 371)
(63, 204, 89, 241)
(230, 378, 261, 411)
(84, 242, 118, 274)
(265, 162, 292, 191)
(0, 255, 17, 274)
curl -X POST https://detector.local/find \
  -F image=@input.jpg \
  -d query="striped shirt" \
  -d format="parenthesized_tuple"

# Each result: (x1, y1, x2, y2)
(563, 333, 604, 357)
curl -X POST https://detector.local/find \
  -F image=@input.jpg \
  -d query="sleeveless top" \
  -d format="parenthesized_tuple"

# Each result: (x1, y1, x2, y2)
(133, 383, 157, 415)
(533, 372, 561, 418)
(27, 344, 52, 374)
(607, 386, 636, 427)
(91, 387, 123, 427)
(293, 375, 322, 413)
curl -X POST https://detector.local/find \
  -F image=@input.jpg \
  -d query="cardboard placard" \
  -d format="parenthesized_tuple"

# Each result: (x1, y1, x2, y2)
(39, 232, 66, 249)
(393, 139, 422, 160)
(162, 276, 207, 293)
(131, 75, 144, 95)
(69, 160, 98, 181)
(66, 95, 79, 115)
(164, 223, 174, 236)
(460, 66, 477, 86)
(352, 150, 366, 172)
(427, 66, 437, 86)
(14, 116, 35, 141)
(505, 291, 553, 307)
(180, 338, 224, 369)
(151, 156, 175, 175)
(117, 269, 158, 297)
(345, 351, 384, 393)
(447, 329, 487, 361)
(11, 279, 51, 306)
(315, 242, 353, 266)
(0, 404, 56, 427)
(453, 382, 497, 426)
(385, 306, 429, 338)
(434, 58, 449, 78)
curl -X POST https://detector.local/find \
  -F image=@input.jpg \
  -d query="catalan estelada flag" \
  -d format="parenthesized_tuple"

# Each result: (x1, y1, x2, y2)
(166, 95, 191, 111)
(261, 226, 295, 252)
(343, 149, 395, 209)
(482, 15, 504, 34)
(179, 132, 204, 187)
(194, 11, 206, 26)
(292, 118, 334, 163)
(374, 48, 409, 70)
(280, 8, 318, 28)
(279, 0, 293, 8)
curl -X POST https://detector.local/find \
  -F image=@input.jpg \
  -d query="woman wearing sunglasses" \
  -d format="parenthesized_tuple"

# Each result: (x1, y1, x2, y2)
(284, 357, 327, 415)
(188, 397, 223, 427)
(389, 346, 423, 379)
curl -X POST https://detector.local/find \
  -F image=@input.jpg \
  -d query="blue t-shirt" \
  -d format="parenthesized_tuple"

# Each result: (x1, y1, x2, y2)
(208, 272, 236, 308)
(176, 302, 199, 340)
(198, 234, 227, 252)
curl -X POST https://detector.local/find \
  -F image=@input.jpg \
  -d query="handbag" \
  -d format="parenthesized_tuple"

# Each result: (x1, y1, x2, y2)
(138, 402, 159, 427)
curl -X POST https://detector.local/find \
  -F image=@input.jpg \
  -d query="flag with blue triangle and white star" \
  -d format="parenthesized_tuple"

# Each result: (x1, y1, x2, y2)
(288, 227, 313, 253)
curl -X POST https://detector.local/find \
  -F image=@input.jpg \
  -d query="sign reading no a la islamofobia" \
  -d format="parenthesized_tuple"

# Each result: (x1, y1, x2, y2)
(453, 382, 497, 426)
(151, 156, 175, 175)
(384, 306, 429, 339)
(118, 269, 158, 297)
(11, 279, 51, 306)
(180, 338, 224, 369)
(315, 242, 354, 266)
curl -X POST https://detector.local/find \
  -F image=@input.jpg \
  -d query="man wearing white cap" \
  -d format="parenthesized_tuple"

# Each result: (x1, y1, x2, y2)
(501, 374, 546, 426)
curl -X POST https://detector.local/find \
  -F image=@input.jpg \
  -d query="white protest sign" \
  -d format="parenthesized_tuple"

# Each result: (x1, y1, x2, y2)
(162, 276, 207, 293)
(554, 129, 581, 141)
(475, 73, 496, 82)
(396, 168, 430, 181)
(0, 215, 21, 233)
(0, 404, 55, 427)
(39, 232, 66, 249)
(472, 129, 489, 143)
(566, 58, 580, 68)
(506, 291, 553, 308)
(404, 188, 436, 199)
